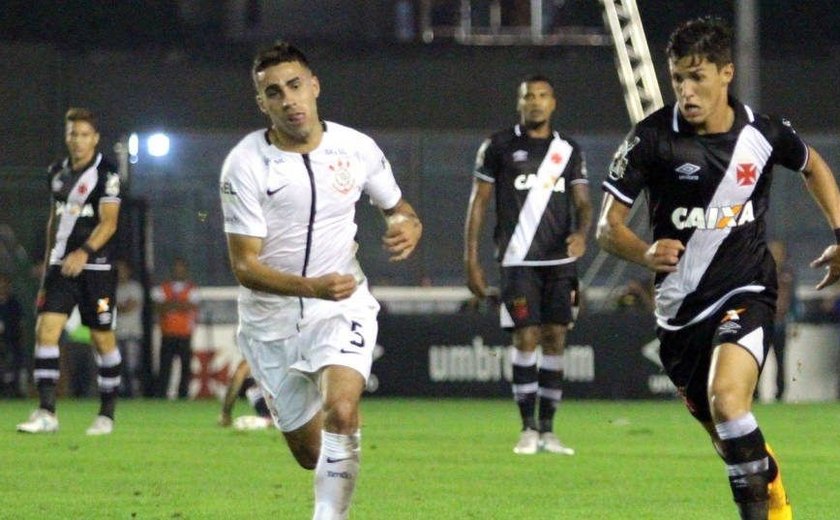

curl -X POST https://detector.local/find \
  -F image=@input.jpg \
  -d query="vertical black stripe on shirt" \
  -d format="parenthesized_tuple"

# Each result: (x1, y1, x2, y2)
(299, 154, 318, 321)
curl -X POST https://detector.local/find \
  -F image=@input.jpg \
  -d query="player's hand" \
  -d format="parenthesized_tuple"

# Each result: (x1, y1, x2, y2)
(643, 239, 684, 273)
(60, 249, 88, 277)
(566, 232, 587, 259)
(466, 262, 488, 298)
(810, 244, 840, 290)
(383, 214, 422, 262)
(311, 273, 357, 301)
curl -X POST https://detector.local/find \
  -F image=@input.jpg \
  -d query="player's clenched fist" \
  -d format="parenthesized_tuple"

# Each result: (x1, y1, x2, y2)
(644, 239, 684, 273)
(311, 273, 358, 301)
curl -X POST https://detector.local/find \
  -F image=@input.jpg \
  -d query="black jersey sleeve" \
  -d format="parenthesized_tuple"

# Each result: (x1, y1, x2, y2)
(473, 137, 500, 183)
(567, 142, 589, 185)
(602, 124, 655, 206)
(766, 116, 809, 172)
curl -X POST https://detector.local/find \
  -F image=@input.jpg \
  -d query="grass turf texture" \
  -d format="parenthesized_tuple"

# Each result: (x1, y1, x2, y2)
(1, 398, 838, 519)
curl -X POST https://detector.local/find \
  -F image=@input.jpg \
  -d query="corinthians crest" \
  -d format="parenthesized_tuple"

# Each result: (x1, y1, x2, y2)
(329, 158, 356, 194)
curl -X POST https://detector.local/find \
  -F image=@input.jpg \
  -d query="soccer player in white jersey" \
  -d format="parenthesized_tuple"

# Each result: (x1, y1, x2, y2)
(598, 17, 840, 519)
(219, 42, 422, 520)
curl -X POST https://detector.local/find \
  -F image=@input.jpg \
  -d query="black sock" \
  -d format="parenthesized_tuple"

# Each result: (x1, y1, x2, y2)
(716, 417, 770, 518)
(99, 390, 118, 419)
(33, 345, 60, 413)
(512, 350, 538, 431)
(537, 355, 564, 433)
(254, 397, 271, 418)
(37, 380, 57, 414)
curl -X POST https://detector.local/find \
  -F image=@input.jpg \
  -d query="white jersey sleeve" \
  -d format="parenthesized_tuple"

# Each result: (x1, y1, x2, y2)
(220, 136, 268, 238)
(360, 136, 402, 210)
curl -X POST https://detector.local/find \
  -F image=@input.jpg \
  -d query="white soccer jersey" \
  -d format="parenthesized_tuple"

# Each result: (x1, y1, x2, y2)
(220, 121, 402, 340)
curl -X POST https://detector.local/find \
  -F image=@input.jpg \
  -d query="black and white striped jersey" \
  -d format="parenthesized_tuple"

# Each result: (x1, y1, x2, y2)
(474, 124, 588, 267)
(602, 99, 808, 330)
(46, 152, 121, 269)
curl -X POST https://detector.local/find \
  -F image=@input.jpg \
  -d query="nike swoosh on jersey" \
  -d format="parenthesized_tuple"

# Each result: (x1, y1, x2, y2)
(266, 185, 287, 196)
(340, 349, 362, 355)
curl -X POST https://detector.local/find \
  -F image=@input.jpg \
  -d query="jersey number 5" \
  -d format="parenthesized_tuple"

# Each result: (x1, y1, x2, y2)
(347, 320, 365, 350)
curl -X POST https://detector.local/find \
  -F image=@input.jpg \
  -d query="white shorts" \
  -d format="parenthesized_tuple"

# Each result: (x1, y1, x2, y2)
(237, 308, 379, 432)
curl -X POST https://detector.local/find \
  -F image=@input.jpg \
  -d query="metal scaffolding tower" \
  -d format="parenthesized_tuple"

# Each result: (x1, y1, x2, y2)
(579, 0, 663, 297)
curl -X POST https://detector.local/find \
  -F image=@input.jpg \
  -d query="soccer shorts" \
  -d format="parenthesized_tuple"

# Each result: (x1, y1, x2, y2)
(499, 264, 579, 330)
(657, 292, 774, 422)
(39, 265, 117, 330)
(237, 309, 379, 432)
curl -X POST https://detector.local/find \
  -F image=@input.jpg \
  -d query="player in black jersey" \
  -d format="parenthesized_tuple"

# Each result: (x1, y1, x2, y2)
(465, 74, 592, 456)
(597, 17, 840, 520)
(17, 108, 123, 436)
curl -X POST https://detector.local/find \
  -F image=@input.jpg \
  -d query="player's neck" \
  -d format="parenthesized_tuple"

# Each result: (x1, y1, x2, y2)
(70, 152, 96, 171)
(523, 123, 552, 139)
(270, 124, 323, 154)
(696, 103, 734, 135)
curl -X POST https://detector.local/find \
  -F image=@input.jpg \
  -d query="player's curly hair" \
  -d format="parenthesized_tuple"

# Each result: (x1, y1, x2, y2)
(666, 16, 733, 68)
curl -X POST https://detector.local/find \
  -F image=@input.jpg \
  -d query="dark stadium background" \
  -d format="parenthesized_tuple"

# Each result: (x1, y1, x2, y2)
(1, 1, 838, 400)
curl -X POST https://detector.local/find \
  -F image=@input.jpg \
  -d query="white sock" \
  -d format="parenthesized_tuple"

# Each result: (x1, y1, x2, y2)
(313, 430, 361, 520)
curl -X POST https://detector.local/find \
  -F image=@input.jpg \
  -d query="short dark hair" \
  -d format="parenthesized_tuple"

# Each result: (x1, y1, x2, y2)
(252, 41, 311, 81)
(65, 107, 98, 131)
(522, 74, 555, 92)
(666, 16, 733, 68)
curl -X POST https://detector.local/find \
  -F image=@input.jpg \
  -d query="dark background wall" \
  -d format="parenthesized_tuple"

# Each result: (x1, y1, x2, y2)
(2, 0, 840, 289)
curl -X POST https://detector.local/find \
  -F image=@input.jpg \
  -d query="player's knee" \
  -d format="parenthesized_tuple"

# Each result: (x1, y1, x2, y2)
(708, 386, 750, 421)
(322, 399, 359, 433)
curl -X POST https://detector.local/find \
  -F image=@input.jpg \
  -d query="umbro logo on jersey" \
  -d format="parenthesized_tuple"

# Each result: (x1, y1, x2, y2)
(675, 163, 701, 180)
(512, 150, 528, 162)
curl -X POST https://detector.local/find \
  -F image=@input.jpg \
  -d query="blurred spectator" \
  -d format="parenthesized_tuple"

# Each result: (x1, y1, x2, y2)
(116, 260, 144, 397)
(459, 293, 501, 314)
(61, 309, 96, 398)
(152, 257, 199, 399)
(768, 240, 797, 401)
(0, 273, 26, 397)
(615, 276, 654, 312)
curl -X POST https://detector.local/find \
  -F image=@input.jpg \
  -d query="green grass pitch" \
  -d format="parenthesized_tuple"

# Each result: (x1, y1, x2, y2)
(1, 398, 838, 519)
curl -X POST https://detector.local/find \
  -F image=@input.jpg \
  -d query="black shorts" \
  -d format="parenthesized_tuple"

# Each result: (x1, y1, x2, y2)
(657, 292, 774, 422)
(499, 264, 578, 330)
(39, 265, 117, 330)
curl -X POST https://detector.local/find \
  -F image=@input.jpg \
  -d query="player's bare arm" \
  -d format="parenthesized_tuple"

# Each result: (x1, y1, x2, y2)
(801, 146, 840, 289)
(596, 193, 683, 273)
(464, 179, 493, 298)
(226, 233, 357, 300)
(382, 198, 422, 262)
(566, 182, 593, 258)
(61, 200, 119, 278)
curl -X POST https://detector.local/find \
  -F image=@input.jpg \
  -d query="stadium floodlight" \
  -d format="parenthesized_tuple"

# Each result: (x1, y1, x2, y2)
(147, 132, 170, 157)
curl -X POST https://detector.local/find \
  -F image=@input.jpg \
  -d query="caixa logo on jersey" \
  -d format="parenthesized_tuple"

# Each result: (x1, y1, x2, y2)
(671, 200, 755, 230)
(514, 173, 566, 193)
(55, 201, 95, 217)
